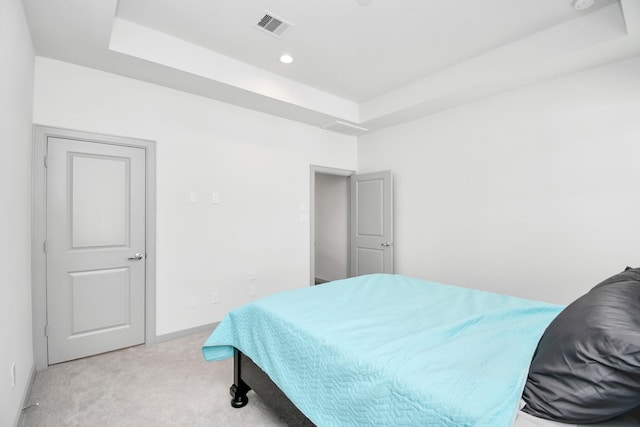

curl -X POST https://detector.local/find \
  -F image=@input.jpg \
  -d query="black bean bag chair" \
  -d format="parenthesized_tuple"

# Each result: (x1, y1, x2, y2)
(522, 267, 640, 423)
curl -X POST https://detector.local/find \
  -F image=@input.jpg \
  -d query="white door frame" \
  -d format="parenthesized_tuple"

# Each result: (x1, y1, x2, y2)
(31, 125, 157, 370)
(309, 165, 355, 286)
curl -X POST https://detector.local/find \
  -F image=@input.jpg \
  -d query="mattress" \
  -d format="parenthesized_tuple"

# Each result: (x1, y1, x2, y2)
(514, 402, 640, 427)
(203, 274, 564, 426)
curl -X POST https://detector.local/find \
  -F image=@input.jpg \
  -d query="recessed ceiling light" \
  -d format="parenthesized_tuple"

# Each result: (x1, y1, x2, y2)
(573, 0, 595, 11)
(280, 54, 293, 64)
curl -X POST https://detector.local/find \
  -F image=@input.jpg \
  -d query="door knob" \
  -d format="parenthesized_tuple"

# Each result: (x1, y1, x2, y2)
(381, 242, 392, 247)
(128, 253, 143, 261)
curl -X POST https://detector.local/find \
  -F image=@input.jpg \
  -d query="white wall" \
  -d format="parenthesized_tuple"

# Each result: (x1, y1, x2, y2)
(315, 173, 349, 281)
(358, 55, 640, 305)
(33, 58, 357, 335)
(0, 0, 35, 425)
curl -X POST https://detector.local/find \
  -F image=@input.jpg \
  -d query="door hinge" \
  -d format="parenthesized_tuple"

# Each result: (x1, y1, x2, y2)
(44, 324, 49, 337)
(43, 241, 47, 253)
(44, 156, 48, 168)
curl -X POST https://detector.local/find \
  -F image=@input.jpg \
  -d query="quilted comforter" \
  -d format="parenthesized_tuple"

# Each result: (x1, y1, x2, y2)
(202, 274, 563, 426)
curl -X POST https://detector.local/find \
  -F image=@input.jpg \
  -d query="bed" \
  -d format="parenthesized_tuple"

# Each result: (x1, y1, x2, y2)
(202, 272, 640, 426)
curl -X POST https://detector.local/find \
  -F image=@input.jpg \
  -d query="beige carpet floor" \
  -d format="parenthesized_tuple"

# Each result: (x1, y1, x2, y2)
(21, 331, 286, 426)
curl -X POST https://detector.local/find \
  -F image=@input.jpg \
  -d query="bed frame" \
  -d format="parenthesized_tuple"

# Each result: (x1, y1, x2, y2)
(229, 349, 315, 426)
(228, 349, 640, 426)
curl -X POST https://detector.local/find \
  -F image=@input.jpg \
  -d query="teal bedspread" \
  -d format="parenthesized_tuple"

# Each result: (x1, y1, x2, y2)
(202, 274, 563, 426)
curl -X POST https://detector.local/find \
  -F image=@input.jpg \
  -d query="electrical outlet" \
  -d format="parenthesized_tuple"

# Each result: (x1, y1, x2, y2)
(11, 363, 16, 388)
(211, 292, 219, 304)
(249, 285, 257, 297)
(188, 296, 197, 309)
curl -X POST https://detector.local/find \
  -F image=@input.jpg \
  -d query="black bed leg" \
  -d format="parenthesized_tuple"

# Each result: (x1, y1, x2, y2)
(230, 383, 249, 408)
(230, 349, 251, 408)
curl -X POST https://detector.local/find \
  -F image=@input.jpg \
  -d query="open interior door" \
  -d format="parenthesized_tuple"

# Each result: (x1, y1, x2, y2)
(350, 170, 393, 276)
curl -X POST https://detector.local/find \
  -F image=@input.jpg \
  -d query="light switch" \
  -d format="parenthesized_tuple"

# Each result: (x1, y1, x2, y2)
(189, 191, 198, 204)
(212, 193, 220, 204)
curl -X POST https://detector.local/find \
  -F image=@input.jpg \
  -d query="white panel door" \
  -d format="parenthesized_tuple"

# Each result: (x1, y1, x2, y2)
(46, 137, 146, 364)
(350, 171, 394, 276)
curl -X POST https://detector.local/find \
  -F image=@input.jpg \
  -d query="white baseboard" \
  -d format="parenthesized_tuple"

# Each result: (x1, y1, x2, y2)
(14, 363, 36, 427)
(154, 322, 219, 344)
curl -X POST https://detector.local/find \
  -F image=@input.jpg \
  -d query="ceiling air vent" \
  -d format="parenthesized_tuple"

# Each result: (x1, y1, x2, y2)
(256, 12, 294, 38)
(321, 121, 368, 136)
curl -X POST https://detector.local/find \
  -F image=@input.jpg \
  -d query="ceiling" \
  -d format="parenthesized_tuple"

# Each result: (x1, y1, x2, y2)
(21, 0, 640, 134)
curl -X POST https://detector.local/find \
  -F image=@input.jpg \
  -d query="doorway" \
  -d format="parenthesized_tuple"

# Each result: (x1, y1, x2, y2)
(32, 126, 157, 370)
(310, 166, 395, 285)
(310, 166, 353, 286)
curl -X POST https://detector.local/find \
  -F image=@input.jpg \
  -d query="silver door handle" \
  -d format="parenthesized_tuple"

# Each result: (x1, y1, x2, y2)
(128, 253, 143, 261)
(381, 242, 392, 247)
